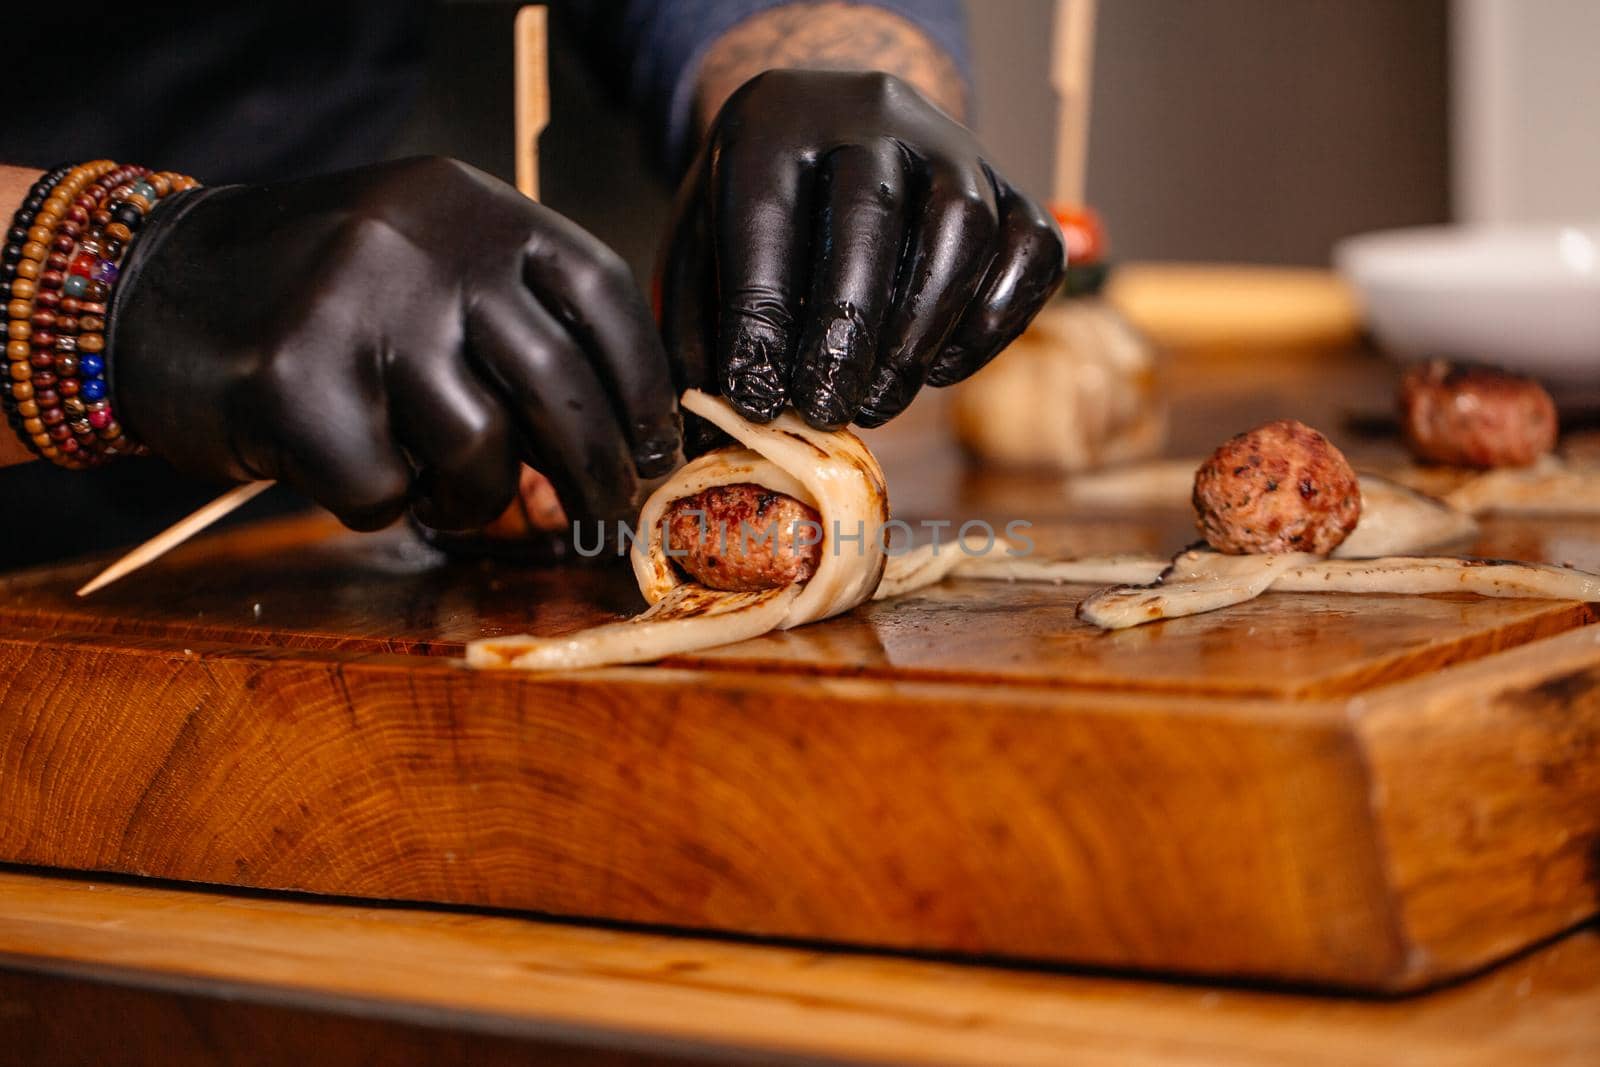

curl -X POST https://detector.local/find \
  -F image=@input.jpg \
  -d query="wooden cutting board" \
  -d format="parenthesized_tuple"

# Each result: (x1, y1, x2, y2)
(0, 350, 1596, 994)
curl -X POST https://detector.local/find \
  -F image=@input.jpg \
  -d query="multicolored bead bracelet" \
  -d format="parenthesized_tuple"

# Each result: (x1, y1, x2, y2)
(7, 160, 115, 466)
(1, 165, 71, 461)
(3, 159, 199, 468)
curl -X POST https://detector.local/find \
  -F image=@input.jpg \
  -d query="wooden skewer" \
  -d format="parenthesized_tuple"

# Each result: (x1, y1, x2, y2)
(78, 6, 552, 597)
(1050, 0, 1098, 209)
(514, 5, 549, 202)
(76, 480, 276, 597)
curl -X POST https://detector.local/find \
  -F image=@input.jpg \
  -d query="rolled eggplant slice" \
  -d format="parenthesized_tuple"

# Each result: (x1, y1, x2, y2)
(1333, 474, 1477, 557)
(1076, 547, 1600, 631)
(465, 583, 801, 671)
(874, 534, 1003, 600)
(1077, 549, 1316, 630)
(1440, 455, 1600, 517)
(1271, 556, 1600, 599)
(634, 390, 889, 629)
(468, 390, 889, 670)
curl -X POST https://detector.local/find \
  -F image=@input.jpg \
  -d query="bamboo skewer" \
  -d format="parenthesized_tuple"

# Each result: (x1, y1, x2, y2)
(77, 6, 551, 597)
(75, 480, 276, 597)
(1050, 0, 1098, 209)
(514, 5, 549, 201)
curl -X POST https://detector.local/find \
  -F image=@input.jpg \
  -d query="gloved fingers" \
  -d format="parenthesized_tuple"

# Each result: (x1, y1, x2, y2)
(518, 204, 681, 480)
(660, 150, 715, 391)
(466, 287, 641, 525)
(925, 178, 1066, 387)
(790, 140, 910, 430)
(659, 157, 727, 456)
(386, 351, 520, 532)
(854, 159, 1000, 427)
(712, 144, 812, 423)
(257, 354, 415, 532)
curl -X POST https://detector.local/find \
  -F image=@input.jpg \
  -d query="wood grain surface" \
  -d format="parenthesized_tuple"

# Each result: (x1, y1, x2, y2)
(2, 870, 1597, 1067)
(0, 512, 1589, 698)
(0, 970, 648, 1067)
(0, 349, 1596, 992)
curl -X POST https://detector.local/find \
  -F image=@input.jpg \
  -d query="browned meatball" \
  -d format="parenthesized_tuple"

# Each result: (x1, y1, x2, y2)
(1399, 360, 1557, 468)
(1193, 419, 1361, 555)
(663, 483, 823, 591)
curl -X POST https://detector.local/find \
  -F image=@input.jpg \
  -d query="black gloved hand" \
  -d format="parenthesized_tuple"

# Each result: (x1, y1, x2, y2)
(111, 156, 680, 531)
(661, 70, 1066, 432)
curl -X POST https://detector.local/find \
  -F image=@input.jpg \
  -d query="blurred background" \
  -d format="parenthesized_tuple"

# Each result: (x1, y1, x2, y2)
(12, 0, 1598, 567)
(972, 0, 1451, 266)
(393, 0, 1597, 278)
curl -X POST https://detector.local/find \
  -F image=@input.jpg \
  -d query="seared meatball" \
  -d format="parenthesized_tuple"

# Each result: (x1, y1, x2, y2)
(1193, 419, 1361, 555)
(663, 483, 823, 591)
(1399, 360, 1557, 468)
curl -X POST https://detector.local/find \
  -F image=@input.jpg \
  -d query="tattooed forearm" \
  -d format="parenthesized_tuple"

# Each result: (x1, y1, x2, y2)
(694, 2, 969, 134)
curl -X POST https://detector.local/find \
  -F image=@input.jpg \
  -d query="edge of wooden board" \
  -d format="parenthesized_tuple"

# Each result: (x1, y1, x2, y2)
(0, 622, 1399, 988)
(3, 619, 1596, 990)
(1351, 622, 1600, 988)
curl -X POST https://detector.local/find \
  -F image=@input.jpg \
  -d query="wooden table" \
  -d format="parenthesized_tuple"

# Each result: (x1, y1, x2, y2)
(1, 868, 1596, 1066)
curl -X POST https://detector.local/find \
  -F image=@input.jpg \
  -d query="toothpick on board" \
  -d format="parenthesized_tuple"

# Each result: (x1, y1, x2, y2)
(78, 7, 553, 597)
(1051, 0, 1098, 208)
(76, 479, 276, 597)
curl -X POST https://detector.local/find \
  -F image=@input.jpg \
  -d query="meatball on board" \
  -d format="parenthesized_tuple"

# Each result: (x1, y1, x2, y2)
(1192, 420, 1361, 555)
(1399, 361, 1557, 469)
(1386, 360, 1600, 516)
(469, 390, 891, 671)
(1050, 418, 1600, 630)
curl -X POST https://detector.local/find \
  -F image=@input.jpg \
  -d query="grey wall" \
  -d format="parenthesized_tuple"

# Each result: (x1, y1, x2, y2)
(968, 0, 1451, 265)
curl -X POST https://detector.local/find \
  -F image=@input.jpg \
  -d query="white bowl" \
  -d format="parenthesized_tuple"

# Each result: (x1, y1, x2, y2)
(1334, 223, 1600, 384)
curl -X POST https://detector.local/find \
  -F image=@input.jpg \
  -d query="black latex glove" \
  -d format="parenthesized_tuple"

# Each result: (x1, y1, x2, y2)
(662, 70, 1066, 432)
(111, 157, 680, 531)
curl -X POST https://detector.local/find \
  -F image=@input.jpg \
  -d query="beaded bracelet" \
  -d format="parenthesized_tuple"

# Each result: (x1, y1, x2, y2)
(5, 161, 116, 467)
(93, 169, 200, 454)
(41, 162, 137, 464)
(9, 160, 116, 466)
(2, 160, 198, 468)
(57, 163, 150, 460)
(1, 164, 71, 460)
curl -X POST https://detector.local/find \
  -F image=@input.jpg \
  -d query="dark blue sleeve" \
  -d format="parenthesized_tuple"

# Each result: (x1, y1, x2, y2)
(567, 0, 970, 175)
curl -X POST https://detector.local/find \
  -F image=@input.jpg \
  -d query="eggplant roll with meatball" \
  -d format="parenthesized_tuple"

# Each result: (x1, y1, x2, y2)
(467, 390, 890, 671)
